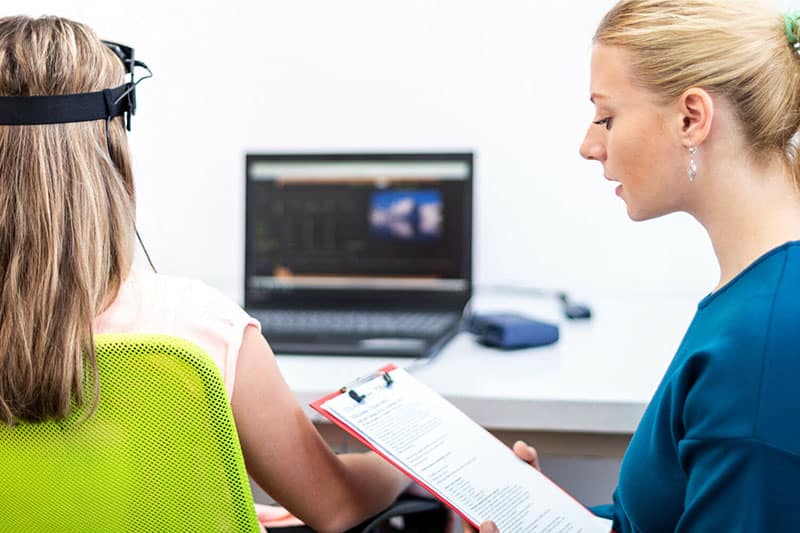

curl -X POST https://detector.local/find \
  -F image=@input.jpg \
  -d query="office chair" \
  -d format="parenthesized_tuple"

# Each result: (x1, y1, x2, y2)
(0, 334, 260, 531)
(0, 334, 446, 532)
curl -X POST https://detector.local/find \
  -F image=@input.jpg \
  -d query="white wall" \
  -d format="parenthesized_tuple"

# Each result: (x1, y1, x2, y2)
(4, 0, 791, 302)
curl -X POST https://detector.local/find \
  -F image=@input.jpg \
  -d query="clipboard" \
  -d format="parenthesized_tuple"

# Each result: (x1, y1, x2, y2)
(311, 365, 612, 532)
(310, 364, 473, 526)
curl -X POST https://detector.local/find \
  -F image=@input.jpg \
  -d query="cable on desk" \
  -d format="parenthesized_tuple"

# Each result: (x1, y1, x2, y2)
(473, 284, 592, 320)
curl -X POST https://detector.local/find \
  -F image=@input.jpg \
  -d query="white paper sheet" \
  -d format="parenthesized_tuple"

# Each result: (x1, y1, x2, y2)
(317, 368, 612, 532)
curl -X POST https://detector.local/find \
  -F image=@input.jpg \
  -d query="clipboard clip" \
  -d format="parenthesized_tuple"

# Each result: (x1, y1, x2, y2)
(348, 390, 366, 403)
(340, 369, 395, 403)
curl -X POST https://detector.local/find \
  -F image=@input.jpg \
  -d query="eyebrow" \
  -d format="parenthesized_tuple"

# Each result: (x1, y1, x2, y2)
(590, 93, 609, 103)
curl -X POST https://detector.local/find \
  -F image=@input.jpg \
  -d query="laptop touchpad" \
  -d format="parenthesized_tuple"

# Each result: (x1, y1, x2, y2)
(358, 338, 427, 350)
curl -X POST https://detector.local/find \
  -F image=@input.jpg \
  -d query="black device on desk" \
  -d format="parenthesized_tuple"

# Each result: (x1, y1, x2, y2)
(244, 152, 473, 357)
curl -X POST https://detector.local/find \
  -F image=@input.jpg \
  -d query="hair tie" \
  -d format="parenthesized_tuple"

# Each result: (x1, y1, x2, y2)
(785, 11, 800, 46)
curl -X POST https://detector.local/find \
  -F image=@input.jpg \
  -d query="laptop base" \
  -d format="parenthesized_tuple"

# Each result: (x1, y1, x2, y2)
(266, 329, 459, 358)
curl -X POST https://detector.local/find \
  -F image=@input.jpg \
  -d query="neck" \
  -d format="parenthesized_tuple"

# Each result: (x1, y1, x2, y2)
(691, 157, 800, 291)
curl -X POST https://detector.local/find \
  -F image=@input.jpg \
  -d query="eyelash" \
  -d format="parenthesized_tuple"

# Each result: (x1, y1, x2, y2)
(593, 117, 613, 130)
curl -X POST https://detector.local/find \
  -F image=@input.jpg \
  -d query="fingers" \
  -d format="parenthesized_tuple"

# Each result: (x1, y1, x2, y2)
(512, 440, 541, 471)
(464, 520, 498, 533)
(466, 443, 539, 533)
(480, 520, 499, 533)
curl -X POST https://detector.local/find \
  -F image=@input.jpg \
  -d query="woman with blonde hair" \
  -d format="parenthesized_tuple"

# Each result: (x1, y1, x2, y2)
(474, 0, 800, 531)
(0, 15, 413, 532)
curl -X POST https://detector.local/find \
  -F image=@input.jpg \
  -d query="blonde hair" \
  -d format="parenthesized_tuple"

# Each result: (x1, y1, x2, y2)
(595, 0, 800, 182)
(0, 16, 136, 424)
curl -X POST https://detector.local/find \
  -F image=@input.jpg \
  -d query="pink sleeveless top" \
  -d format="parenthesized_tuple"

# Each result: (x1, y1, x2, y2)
(93, 267, 259, 400)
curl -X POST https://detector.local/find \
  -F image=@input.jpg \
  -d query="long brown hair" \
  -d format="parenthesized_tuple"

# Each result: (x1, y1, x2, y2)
(0, 16, 136, 424)
(595, 0, 800, 186)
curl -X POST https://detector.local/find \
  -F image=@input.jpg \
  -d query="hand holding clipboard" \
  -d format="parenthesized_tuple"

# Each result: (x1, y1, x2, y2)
(312, 365, 612, 532)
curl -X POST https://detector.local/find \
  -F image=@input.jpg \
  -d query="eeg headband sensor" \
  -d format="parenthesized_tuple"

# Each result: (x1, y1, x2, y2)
(0, 40, 150, 130)
(0, 39, 158, 273)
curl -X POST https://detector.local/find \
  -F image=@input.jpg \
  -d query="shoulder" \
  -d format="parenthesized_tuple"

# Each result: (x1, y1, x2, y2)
(136, 269, 254, 325)
(96, 268, 260, 398)
(673, 243, 800, 451)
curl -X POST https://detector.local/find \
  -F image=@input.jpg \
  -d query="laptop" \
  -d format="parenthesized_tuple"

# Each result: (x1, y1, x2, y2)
(244, 152, 473, 357)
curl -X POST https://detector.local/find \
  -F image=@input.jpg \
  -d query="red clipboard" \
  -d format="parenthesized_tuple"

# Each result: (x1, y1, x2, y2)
(311, 364, 613, 533)
(309, 363, 480, 529)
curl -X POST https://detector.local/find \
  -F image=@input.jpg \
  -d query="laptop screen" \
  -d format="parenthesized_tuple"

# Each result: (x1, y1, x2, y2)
(245, 153, 472, 309)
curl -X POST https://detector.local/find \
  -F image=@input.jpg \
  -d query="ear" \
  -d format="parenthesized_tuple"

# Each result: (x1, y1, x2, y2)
(677, 88, 714, 148)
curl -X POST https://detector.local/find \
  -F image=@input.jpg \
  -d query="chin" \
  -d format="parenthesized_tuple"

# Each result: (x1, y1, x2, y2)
(626, 209, 651, 222)
(625, 204, 671, 222)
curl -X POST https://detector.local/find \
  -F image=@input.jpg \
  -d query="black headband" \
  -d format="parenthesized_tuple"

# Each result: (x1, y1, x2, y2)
(0, 84, 132, 126)
(0, 40, 149, 130)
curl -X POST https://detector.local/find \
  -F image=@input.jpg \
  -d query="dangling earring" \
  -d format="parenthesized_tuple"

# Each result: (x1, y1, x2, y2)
(688, 146, 697, 182)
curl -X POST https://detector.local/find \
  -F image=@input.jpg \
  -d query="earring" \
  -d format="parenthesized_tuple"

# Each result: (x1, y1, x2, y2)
(688, 146, 697, 182)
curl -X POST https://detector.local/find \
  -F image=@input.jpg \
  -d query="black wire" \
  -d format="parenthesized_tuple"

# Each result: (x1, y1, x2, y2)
(105, 116, 113, 158)
(111, 66, 152, 107)
(105, 115, 157, 273)
(135, 227, 157, 273)
(472, 284, 592, 320)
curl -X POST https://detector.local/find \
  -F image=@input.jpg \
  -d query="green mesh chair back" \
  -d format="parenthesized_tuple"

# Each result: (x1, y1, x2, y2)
(0, 334, 260, 532)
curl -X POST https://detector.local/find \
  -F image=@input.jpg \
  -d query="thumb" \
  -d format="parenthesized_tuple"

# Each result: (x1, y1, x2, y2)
(480, 520, 499, 533)
(513, 440, 541, 471)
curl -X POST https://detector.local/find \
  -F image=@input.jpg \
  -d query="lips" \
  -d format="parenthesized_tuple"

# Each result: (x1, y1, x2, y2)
(604, 175, 623, 196)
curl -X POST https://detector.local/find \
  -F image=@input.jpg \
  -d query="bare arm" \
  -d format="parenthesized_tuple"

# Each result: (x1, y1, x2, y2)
(230, 326, 411, 533)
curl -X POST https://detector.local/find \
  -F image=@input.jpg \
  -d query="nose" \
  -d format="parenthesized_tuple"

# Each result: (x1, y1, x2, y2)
(579, 125, 605, 162)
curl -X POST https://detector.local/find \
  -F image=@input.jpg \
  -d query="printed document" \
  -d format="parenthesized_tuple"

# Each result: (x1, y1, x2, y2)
(312, 366, 612, 532)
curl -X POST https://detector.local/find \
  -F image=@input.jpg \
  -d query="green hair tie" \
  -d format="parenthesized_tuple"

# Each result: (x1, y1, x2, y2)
(785, 11, 800, 45)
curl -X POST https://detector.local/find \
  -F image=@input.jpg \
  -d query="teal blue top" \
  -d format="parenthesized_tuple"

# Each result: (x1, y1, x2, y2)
(592, 241, 800, 532)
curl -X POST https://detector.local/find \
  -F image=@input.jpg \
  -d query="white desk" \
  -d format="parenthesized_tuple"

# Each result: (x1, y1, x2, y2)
(276, 289, 699, 457)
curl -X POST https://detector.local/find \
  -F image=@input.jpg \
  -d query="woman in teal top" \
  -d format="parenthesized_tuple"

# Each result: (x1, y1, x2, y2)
(472, 1, 800, 531)
(592, 242, 800, 531)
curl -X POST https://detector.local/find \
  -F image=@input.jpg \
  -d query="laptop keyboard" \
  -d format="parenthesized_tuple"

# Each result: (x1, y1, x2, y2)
(254, 309, 460, 337)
